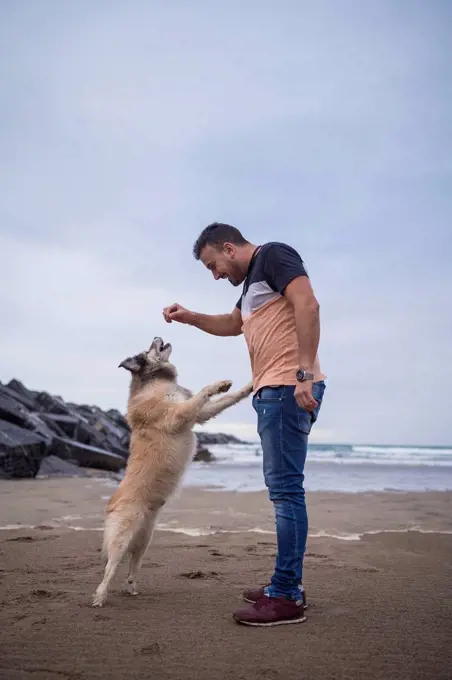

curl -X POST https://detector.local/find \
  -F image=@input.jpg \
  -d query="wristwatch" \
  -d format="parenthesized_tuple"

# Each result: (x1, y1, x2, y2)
(296, 369, 314, 382)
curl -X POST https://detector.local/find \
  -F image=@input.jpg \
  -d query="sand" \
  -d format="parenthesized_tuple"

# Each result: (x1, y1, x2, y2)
(1, 478, 451, 680)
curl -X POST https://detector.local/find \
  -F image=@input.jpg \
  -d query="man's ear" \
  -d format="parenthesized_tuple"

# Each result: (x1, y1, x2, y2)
(223, 242, 235, 258)
(118, 356, 142, 373)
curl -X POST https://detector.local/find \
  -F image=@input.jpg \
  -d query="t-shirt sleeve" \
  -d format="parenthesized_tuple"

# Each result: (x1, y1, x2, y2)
(263, 243, 308, 294)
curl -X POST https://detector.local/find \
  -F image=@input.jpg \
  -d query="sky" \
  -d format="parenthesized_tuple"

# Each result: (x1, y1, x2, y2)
(1, 1, 451, 446)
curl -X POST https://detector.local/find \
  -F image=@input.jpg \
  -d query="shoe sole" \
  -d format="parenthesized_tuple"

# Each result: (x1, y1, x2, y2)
(243, 596, 309, 609)
(234, 615, 307, 627)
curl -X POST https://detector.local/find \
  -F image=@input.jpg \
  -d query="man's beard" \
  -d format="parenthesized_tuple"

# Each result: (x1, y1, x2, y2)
(228, 266, 244, 287)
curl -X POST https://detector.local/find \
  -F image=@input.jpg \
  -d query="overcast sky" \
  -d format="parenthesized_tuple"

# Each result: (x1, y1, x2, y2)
(1, 1, 451, 445)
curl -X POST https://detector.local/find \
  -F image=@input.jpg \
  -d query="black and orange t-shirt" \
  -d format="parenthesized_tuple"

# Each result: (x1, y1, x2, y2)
(236, 242, 324, 393)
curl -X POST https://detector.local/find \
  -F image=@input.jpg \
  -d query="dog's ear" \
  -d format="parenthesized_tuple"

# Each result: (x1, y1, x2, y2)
(118, 356, 142, 373)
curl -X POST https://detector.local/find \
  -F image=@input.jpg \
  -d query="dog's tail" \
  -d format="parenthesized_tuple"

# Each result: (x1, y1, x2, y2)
(101, 509, 145, 561)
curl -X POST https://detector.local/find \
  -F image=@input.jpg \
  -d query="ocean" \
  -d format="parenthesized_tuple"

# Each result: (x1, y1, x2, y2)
(183, 442, 452, 493)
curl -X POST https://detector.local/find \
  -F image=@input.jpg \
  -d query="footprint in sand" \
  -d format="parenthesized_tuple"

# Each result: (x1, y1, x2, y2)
(6, 535, 58, 543)
(16, 669, 80, 680)
(179, 570, 220, 579)
(352, 566, 379, 573)
(30, 589, 66, 600)
(32, 617, 49, 627)
(140, 642, 162, 656)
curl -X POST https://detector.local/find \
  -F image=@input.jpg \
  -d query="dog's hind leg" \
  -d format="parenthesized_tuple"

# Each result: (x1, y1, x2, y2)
(125, 514, 157, 596)
(92, 512, 141, 607)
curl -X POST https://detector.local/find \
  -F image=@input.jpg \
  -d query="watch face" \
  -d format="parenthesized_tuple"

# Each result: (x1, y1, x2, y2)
(296, 370, 305, 381)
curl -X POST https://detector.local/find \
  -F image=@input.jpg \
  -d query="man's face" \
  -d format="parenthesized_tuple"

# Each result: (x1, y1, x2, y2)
(199, 244, 246, 287)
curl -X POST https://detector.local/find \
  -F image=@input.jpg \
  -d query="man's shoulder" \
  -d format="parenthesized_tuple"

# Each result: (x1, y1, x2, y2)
(258, 241, 301, 258)
(258, 240, 308, 290)
(258, 241, 305, 267)
(260, 240, 296, 251)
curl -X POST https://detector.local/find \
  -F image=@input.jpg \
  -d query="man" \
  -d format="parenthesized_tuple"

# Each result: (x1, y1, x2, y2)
(163, 222, 326, 627)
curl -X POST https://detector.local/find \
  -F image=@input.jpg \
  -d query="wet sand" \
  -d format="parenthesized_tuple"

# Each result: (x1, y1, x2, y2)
(0, 478, 451, 680)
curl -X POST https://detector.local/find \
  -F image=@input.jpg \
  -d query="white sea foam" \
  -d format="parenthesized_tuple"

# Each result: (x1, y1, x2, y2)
(206, 443, 452, 468)
(2, 525, 450, 541)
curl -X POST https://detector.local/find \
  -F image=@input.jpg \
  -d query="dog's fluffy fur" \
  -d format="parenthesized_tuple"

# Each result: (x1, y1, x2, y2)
(92, 337, 252, 607)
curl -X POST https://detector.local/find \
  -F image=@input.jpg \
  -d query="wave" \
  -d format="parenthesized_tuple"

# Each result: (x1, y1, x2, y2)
(203, 443, 452, 468)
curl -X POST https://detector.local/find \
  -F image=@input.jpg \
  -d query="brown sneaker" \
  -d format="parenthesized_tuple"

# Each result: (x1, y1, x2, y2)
(243, 584, 308, 608)
(233, 595, 307, 627)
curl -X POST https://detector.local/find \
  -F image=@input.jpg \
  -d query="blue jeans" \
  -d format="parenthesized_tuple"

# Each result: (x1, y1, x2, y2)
(252, 381, 326, 600)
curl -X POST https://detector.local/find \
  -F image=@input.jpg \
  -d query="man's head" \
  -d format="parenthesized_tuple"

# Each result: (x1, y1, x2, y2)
(193, 222, 255, 287)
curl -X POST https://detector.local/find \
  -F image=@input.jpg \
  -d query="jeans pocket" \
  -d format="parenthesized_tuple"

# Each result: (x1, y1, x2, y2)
(297, 408, 314, 435)
(253, 391, 283, 439)
(296, 381, 326, 434)
(311, 381, 326, 425)
(253, 386, 285, 404)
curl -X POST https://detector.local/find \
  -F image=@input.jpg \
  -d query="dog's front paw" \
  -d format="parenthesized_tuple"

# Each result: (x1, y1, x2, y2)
(210, 380, 232, 396)
(242, 380, 254, 396)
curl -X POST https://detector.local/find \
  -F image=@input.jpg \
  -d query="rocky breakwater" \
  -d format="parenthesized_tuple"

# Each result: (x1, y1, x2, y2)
(0, 379, 243, 479)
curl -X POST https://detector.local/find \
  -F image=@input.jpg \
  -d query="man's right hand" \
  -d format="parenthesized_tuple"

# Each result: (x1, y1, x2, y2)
(162, 305, 242, 337)
(162, 303, 194, 325)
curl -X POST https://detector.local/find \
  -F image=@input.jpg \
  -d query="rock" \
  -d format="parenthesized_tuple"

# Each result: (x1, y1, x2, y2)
(35, 391, 72, 416)
(193, 447, 216, 463)
(0, 420, 48, 478)
(76, 406, 130, 453)
(50, 436, 127, 472)
(40, 404, 129, 457)
(34, 414, 67, 438)
(23, 412, 57, 446)
(0, 389, 31, 428)
(0, 387, 57, 446)
(40, 413, 80, 439)
(37, 455, 88, 478)
(196, 431, 245, 446)
(105, 408, 129, 431)
(3, 380, 38, 411)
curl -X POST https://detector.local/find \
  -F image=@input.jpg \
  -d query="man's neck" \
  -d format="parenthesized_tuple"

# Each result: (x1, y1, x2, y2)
(240, 243, 259, 270)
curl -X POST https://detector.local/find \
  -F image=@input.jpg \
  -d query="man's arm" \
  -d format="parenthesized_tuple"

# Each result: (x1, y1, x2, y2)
(283, 276, 320, 372)
(262, 242, 320, 411)
(163, 303, 243, 337)
(191, 306, 243, 336)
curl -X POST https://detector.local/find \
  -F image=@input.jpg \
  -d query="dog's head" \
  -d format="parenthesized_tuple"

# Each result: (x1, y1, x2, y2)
(118, 337, 176, 383)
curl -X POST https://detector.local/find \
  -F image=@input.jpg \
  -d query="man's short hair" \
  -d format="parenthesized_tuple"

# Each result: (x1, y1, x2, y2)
(193, 222, 249, 260)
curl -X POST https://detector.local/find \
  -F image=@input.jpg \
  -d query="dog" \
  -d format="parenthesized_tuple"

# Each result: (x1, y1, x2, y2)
(92, 336, 253, 607)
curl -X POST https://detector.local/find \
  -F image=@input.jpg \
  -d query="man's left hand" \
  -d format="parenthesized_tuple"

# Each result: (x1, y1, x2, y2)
(294, 381, 318, 412)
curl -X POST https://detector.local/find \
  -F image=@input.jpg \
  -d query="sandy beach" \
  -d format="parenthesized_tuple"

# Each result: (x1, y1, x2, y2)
(1, 478, 451, 680)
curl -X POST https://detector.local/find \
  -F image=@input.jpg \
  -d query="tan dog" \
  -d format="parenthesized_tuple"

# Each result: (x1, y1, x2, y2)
(92, 336, 252, 607)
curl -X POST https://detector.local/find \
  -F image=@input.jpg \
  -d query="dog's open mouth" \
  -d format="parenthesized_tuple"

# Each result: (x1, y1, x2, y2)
(161, 343, 170, 352)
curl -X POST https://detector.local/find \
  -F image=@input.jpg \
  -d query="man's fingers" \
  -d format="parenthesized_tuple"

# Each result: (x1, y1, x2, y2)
(306, 397, 318, 412)
(163, 303, 179, 322)
(295, 393, 318, 412)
